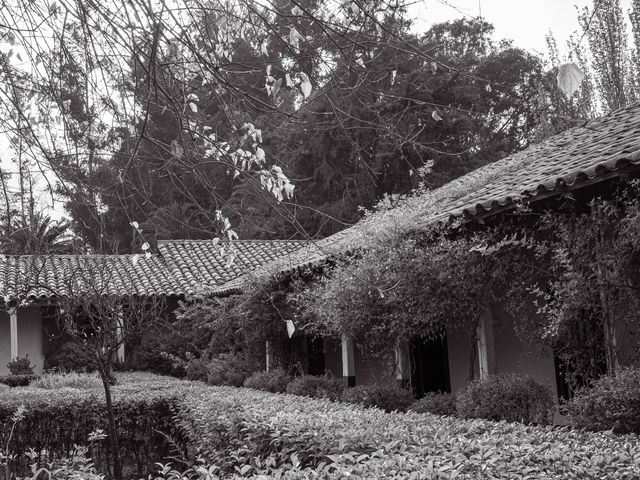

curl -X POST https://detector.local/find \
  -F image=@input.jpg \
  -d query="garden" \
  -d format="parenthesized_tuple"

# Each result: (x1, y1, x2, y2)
(3, 181, 640, 479)
(1, 370, 640, 480)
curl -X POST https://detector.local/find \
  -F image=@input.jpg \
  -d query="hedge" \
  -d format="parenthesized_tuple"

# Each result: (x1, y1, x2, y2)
(0, 372, 196, 478)
(567, 367, 640, 434)
(176, 386, 640, 479)
(3, 373, 640, 479)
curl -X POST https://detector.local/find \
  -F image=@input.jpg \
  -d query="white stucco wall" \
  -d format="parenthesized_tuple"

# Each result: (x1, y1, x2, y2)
(446, 308, 558, 400)
(323, 338, 394, 384)
(0, 314, 9, 376)
(354, 344, 394, 384)
(0, 307, 44, 376)
(447, 328, 476, 393)
(491, 311, 558, 399)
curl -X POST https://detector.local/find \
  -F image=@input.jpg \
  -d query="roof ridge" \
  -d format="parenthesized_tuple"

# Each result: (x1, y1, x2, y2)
(1, 253, 154, 259)
(157, 239, 311, 245)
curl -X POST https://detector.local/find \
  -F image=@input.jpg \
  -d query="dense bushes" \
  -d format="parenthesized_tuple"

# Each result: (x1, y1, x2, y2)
(205, 353, 257, 387)
(285, 374, 344, 400)
(456, 373, 554, 424)
(411, 391, 457, 416)
(243, 368, 290, 393)
(0, 375, 38, 387)
(46, 341, 99, 372)
(567, 367, 640, 434)
(129, 319, 215, 377)
(341, 382, 414, 412)
(175, 384, 640, 479)
(7, 355, 35, 375)
(0, 372, 194, 477)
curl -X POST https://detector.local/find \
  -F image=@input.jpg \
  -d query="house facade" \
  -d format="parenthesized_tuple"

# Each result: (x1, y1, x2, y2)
(3, 103, 640, 401)
(233, 102, 640, 401)
(0, 240, 308, 375)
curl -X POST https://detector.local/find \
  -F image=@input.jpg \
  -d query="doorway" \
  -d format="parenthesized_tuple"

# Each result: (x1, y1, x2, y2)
(411, 336, 450, 397)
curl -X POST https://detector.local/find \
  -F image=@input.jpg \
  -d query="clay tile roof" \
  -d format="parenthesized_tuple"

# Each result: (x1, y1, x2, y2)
(217, 102, 640, 286)
(0, 254, 183, 302)
(157, 239, 310, 294)
(0, 240, 310, 302)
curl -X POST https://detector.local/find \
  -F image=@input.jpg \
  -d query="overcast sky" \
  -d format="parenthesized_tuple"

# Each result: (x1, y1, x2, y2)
(410, 0, 634, 56)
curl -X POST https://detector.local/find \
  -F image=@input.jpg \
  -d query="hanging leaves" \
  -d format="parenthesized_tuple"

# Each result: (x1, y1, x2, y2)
(557, 63, 585, 99)
(286, 320, 296, 338)
(299, 72, 312, 98)
(171, 140, 184, 159)
(289, 27, 304, 54)
(272, 77, 283, 100)
(432, 109, 443, 122)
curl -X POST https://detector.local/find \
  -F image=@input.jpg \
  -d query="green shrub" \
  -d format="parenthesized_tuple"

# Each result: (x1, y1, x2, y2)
(243, 368, 290, 393)
(0, 372, 195, 477)
(185, 357, 208, 382)
(456, 373, 554, 424)
(30, 372, 103, 390)
(7, 355, 34, 375)
(0, 375, 38, 387)
(285, 374, 344, 400)
(411, 391, 457, 416)
(175, 384, 640, 479)
(341, 382, 414, 412)
(46, 342, 98, 372)
(567, 367, 640, 434)
(128, 317, 215, 378)
(205, 353, 257, 387)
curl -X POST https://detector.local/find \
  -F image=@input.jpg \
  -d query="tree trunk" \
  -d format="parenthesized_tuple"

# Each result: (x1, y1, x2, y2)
(468, 325, 478, 381)
(100, 361, 123, 480)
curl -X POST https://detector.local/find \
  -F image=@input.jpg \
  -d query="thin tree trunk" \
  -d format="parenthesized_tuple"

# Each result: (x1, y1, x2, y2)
(100, 359, 123, 480)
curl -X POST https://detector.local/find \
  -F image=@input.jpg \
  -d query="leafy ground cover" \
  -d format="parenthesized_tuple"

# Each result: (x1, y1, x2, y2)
(177, 386, 640, 479)
(2, 373, 640, 479)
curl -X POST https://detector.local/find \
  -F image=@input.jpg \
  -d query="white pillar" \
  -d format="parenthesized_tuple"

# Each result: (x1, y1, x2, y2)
(116, 309, 125, 363)
(476, 309, 496, 379)
(341, 334, 355, 387)
(9, 307, 18, 360)
(395, 338, 411, 386)
(265, 340, 274, 371)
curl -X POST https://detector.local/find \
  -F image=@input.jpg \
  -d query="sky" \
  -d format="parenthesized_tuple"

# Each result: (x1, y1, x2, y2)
(410, 0, 634, 56)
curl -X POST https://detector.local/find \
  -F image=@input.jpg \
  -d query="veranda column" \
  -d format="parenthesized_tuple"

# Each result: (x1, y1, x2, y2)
(476, 309, 496, 379)
(395, 338, 411, 387)
(116, 308, 125, 363)
(9, 307, 18, 360)
(265, 340, 274, 371)
(341, 334, 356, 387)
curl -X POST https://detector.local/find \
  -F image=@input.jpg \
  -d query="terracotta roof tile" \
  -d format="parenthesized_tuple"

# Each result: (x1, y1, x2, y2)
(0, 240, 310, 301)
(157, 239, 309, 294)
(0, 254, 180, 301)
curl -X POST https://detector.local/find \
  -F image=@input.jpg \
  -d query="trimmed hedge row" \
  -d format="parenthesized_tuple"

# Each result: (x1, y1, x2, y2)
(176, 386, 640, 479)
(0, 374, 38, 387)
(0, 372, 195, 477)
(3, 372, 640, 478)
